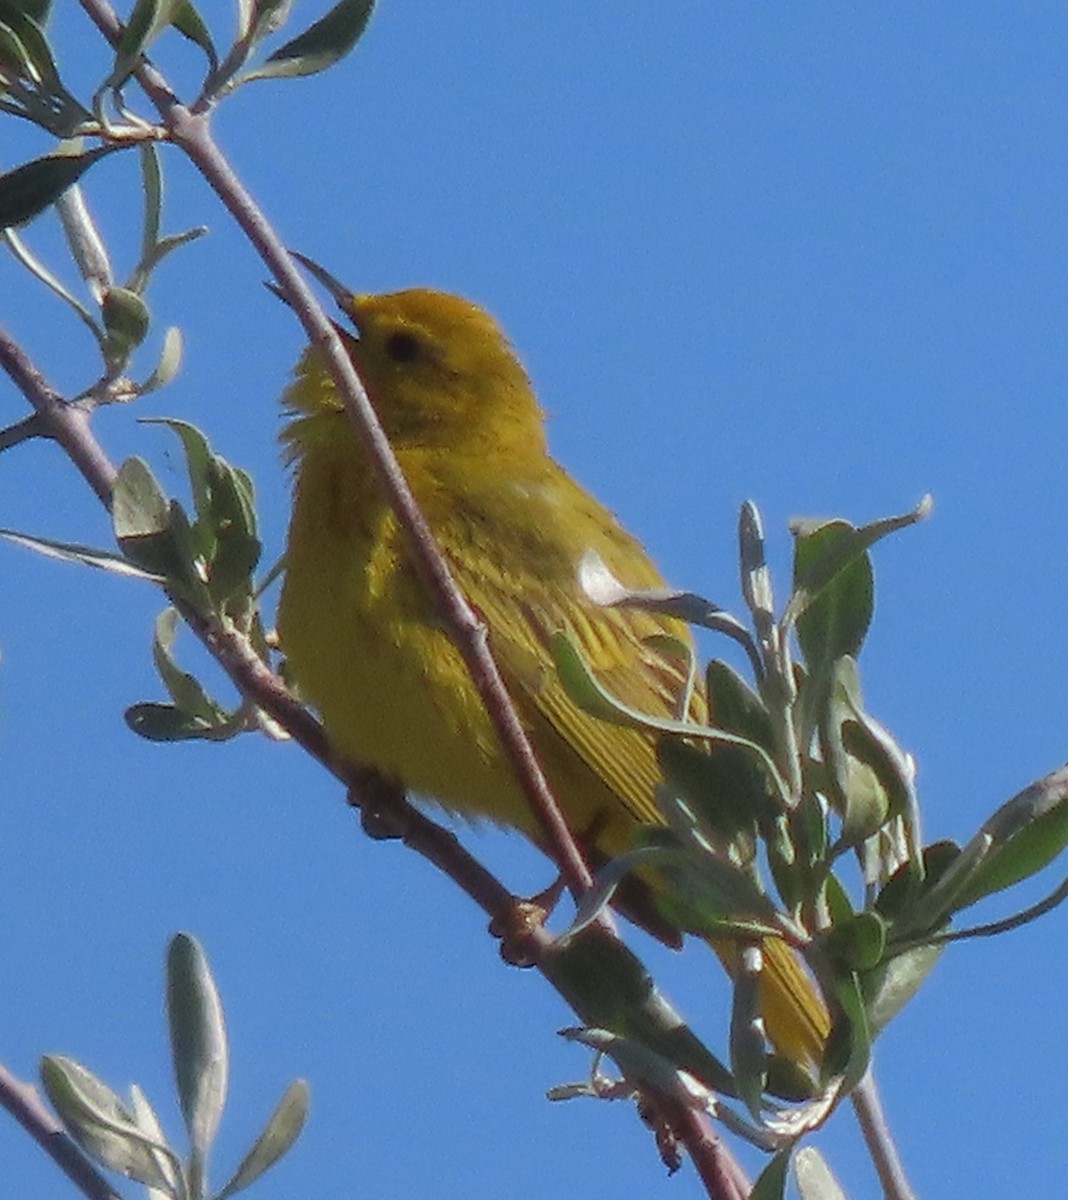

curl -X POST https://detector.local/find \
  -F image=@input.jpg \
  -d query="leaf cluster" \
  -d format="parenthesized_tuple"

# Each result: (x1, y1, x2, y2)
(43, 934, 308, 1200)
(551, 494, 1068, 1186)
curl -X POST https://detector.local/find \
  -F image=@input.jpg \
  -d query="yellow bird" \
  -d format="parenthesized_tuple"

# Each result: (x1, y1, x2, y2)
(277, 283, 829, 1068)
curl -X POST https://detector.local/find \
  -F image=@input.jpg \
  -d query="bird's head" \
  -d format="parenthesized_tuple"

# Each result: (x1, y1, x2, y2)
(283, 268, 546, 458)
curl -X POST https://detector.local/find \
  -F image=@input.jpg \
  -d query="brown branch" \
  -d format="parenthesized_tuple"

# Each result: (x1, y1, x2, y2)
(666, 1099, 751, 1200)
(77, 0, 595, 919)
(0, 331, 115, 505)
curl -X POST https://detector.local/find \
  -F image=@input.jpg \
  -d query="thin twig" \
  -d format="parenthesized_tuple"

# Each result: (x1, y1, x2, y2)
(851, 1067, 915, 1200)
(668, 1099, 751, 1200)
(0, 411, 45, 451)
(0, 1064, 122, 1200)
(0, 330, 115, 504)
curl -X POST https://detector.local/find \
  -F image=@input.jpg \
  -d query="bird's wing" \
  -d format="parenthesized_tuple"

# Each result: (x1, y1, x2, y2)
(439, 464, 702, 843)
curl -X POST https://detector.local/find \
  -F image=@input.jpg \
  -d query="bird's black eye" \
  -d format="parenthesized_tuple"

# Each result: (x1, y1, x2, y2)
(384, 330, 422, 363)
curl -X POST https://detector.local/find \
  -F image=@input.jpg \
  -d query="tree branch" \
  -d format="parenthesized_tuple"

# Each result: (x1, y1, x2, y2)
(851, 1068, 916, 1200)
(0, 1064, 122, 1200)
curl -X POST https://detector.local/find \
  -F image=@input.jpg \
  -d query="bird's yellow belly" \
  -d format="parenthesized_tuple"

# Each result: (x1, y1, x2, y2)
(279, 512, 546, 835)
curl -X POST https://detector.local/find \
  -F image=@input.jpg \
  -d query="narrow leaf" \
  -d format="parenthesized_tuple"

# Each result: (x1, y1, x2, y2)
(140, 326, 184, 394)
(107, 0, 176, 87)
(786, 495, 932, 633)
(40, 1056, 178, 1190)
(729, 942, 768, 1118)
(151, 607, 220, 720)
(243, 0, 374, 81)
(170, 0, 217, 71)
(793, 522, 874, 672)
(215, 1080, 309, 1199)
(0, 4, 59, 85)
(739, 500, 773, 622)
(955, 765, 1068, 909)
(0, 528, 161, 580)
(167, 933, 228, 1162)
(0, 147, 115, 230)
(861, 943, 942, 1034)
(750, 1149, 792, 1200)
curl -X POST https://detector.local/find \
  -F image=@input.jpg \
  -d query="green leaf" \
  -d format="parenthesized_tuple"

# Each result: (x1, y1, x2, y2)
(150, 607, 218, 719)
(107, 0, 216, 85)
(787, 495, 931, 632)
(6, 1, 53, 24)
(102, 285, 151, 357)
(861, 942, 942, 1034)
(112, 457, 213, 606)
(143, 418, 215, 530)
(0, 528, 161, 580)
(820, 657, 891, 847)
(824, 911, 887, 972)
(215, 1080, 309, 1199)
(840, 706, 914, 825)
(239, 0, 293, 42)
(821, 971, 871, 1090)
(140, 326, 184, 394)
(793, 521, 874, 672)
(128, 1084, 182, 1200)
(40, 1055, 178, 1189)
(707, 659, 774, 748)
(125, 701, 227, 741)
(750, 1149, 792, 1200)
(955, 766, 1068, 909)
(113, 456, 170, 541)
(542, 927, 736, 1096)
(738, 499, 773, 624)
(873, 839, 959, 923)
(169, 0, 217, 72)
(551, 628, 676, 730)
(113, 456, 181, 577)
(242, 0, 374, 81)
(657, 737, 764, 845)
(57, 183, 112, 296)
(167, 934, 228, 1168)
(142, 419, 261, 608)
(0, 2, 59, 85)
(0, 147, 115, 230)
(137, 143, 163, 272)
(659, 658, 781, 835)
(206, 461, 261, 607)
(559, 1026, 713, 1109)
(729, 943, 768, 1118)
(643, 834, 782, 940)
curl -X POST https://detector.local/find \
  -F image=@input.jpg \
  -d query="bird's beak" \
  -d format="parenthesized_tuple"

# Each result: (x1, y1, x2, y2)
(290, 251, 359, 320)
(265, 251, 361, 332)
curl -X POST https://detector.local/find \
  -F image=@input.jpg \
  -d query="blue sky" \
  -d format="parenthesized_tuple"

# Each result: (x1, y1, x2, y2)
(2, 4, 1068, 1197)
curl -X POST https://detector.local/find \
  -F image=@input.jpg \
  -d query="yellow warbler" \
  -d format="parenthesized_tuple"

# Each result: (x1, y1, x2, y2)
(278, 284, 829, 1066)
